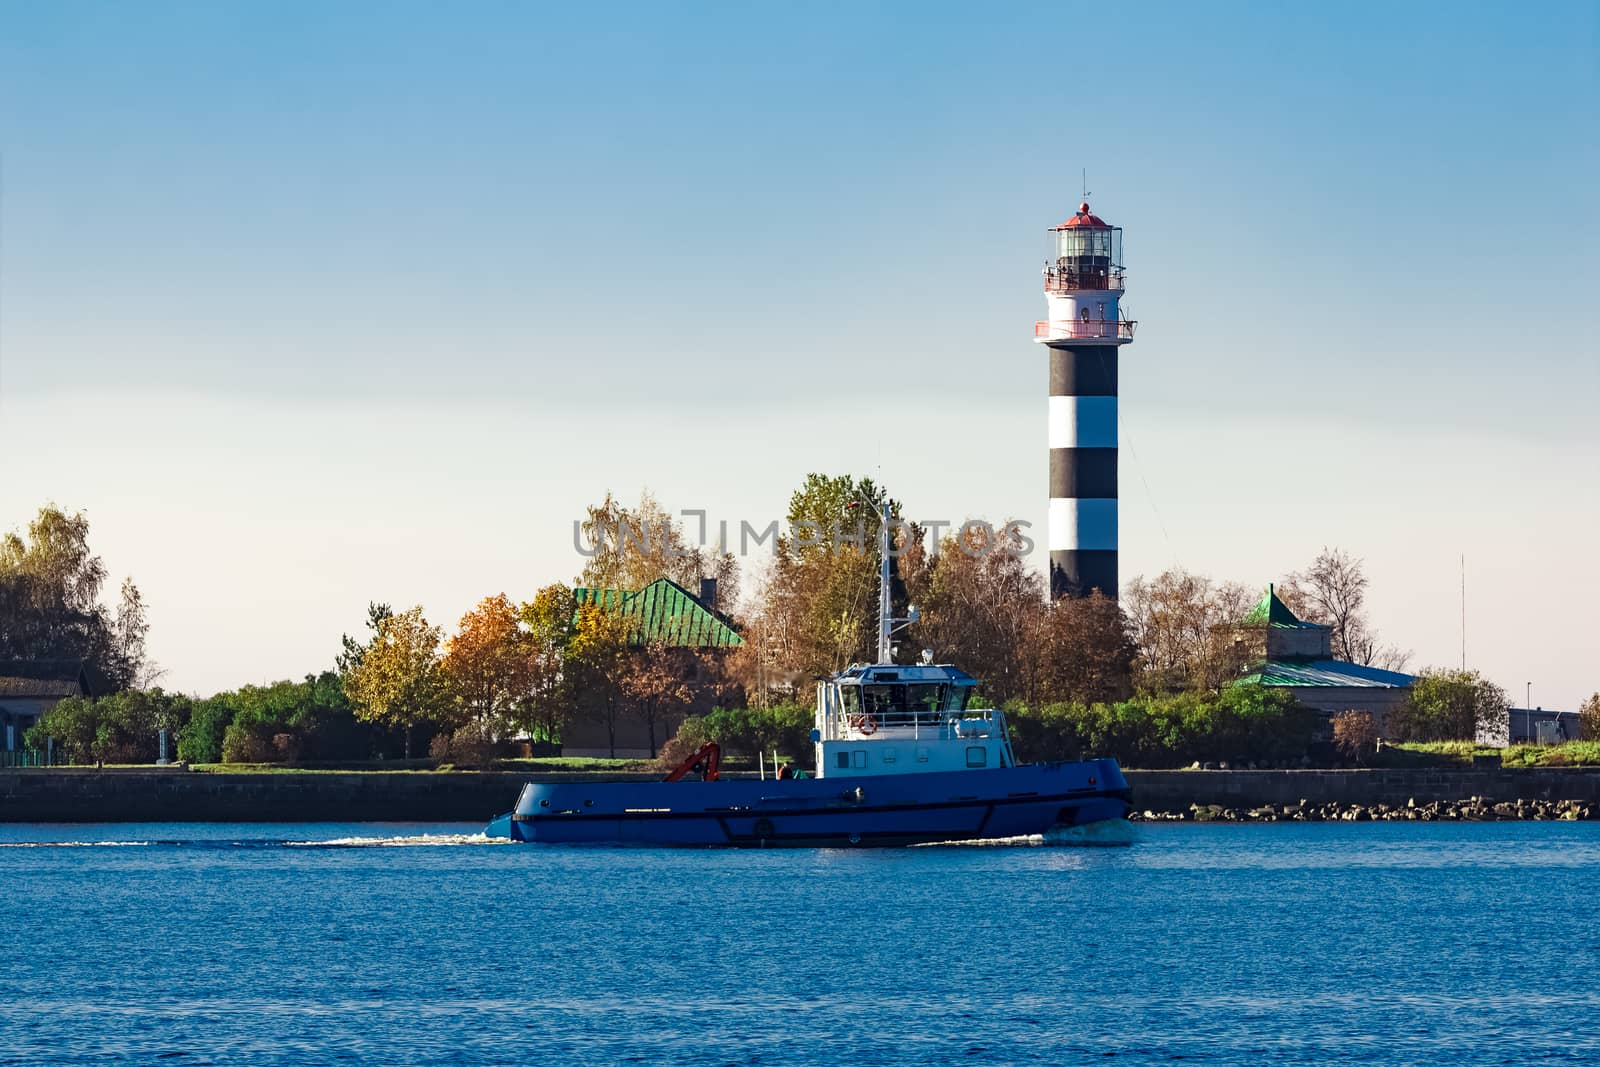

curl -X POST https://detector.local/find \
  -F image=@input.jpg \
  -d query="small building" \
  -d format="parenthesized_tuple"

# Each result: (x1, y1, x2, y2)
(1233, 586, 1415, 734)
(562, 577, 743, 758)
(0, 662, 94, 760)
(1490, 707, 1583, 746)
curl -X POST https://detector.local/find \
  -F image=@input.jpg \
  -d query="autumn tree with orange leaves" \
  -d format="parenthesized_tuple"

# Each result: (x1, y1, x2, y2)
(442, 594, 534, 735)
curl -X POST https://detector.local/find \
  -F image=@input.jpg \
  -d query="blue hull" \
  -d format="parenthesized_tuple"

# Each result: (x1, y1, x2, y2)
(484, 759, 1130, 847)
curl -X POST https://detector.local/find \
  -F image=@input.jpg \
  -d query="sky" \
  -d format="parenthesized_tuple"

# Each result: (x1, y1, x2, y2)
(0, 1, 1596, 707)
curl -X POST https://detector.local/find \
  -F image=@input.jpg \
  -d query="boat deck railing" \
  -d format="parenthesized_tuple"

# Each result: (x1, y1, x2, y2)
(823, 708, 1005, 742)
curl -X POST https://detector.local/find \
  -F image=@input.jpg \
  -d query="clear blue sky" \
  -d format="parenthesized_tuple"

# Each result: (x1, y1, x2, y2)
(1, 1, 1596, 706)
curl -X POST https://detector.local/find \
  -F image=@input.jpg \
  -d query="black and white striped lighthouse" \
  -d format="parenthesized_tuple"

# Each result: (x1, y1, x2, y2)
(1035, 201, 1135, 600)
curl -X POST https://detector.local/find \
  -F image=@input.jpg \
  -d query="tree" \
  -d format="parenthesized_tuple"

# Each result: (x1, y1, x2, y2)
(1579, 693, 1600, 742)
(1022, 593, 1137, 707)
(337, 602, 393, 675)
(26, 688, 192, 765)
(215, 673, 370, 764)
(565, 601, 630, 758)
(342, 606, 450, 758)
(619, 639, 696, 757)
(0, 505, 150, 689)
(1331, 710, 1378, 764)
(754, 473, 903, 677)
(1122, 569, 1255, 693)
(1278, 548, 1410, 670)
(576, 491, 738, 599)
(442, 594, 532, 734)
(113, 579, 160, 688)
(905, 521, 1041, 702)
(1387, 668, 1507, 742)
(516, 584, 577, 750)
(178, 697, 235, 764)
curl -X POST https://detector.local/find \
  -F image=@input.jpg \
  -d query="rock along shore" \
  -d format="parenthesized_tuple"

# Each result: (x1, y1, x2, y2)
(1131, 797, 1597, 823)
(3, 766, 1600, 823)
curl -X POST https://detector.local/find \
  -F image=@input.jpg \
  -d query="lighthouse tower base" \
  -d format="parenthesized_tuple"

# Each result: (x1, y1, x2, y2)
(1047, 343, 1118, 600)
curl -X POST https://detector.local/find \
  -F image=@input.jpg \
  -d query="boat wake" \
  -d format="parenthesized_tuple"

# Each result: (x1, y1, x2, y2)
(1, 833, 512, 850)
(913, 819, 1137, 848)
(0, 840, 155, 848)
(288, 832, 510, 848)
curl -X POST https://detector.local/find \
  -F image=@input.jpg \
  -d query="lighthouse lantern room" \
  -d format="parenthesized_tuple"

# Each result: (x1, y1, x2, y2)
(1035, 201, 1136, 601)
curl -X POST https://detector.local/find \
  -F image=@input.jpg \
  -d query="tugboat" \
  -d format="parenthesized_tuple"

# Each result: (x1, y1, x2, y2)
(484, 505, 1132, 846)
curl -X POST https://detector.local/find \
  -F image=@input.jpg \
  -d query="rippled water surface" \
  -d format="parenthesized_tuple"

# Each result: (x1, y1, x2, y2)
(2, 821, 1597, 1065)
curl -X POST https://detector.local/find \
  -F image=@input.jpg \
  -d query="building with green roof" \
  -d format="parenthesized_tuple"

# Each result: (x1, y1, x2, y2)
(572, 577, 743, 649)
(563, 577, 742, 757)
(1234, 585, 1415, 733)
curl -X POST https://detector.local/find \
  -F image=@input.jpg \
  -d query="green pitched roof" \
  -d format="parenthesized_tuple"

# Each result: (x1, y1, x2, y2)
(573, 577, 743, 648)
(1237, 659, 1415, 689)
(1241, 584, 1329, 630)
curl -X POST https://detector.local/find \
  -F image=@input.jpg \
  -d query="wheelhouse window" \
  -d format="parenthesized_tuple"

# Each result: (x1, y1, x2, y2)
(907, 684, 942, 718)
(863, 685, 902, 717)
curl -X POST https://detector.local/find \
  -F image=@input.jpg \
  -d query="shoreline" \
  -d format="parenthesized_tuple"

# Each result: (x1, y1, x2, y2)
(4, 766, 1600, 823)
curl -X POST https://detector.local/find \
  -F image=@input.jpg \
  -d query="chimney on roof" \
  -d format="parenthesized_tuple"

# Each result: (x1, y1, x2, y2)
(699, 577, 718, 610)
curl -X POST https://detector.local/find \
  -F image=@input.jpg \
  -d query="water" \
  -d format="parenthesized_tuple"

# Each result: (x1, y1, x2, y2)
(2, 822, 1596, 1065)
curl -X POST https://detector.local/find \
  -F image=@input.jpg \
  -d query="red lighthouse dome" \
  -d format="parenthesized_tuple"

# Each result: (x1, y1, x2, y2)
(1054, 201, 1111, 229)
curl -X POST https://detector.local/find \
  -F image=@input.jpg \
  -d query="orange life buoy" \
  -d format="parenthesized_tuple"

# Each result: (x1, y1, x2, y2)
(857, 715, 878, 736)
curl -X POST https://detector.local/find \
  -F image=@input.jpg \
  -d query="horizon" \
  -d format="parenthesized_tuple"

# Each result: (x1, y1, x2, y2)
(1, 2, 1595, 708)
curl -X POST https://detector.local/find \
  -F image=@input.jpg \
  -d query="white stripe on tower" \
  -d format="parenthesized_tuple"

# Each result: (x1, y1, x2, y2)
(1047, 498, 1118, 551)
(1047, 395, 1118, 449)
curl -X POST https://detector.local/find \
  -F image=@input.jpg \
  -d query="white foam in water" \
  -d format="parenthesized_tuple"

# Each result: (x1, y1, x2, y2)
(288, 832, 511, 848)
(914, 819, 1137, 848)
(0, 840, 154, 848)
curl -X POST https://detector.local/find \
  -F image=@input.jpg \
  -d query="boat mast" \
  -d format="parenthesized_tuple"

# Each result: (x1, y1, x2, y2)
(877, 501, 892, 664)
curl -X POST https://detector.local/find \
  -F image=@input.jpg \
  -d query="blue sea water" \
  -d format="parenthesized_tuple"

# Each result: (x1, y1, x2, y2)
(1, 822, 1597, 1066)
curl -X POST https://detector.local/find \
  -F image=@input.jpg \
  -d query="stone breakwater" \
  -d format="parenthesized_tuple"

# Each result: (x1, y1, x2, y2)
(1132, 797, 1597, 823)
(4, 766, 1600, 822)
(1119, 767, 1600, 814)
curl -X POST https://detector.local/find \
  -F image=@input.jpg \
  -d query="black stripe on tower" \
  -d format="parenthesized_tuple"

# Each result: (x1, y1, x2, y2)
(1048, 345, 1118, 399)
(1048, 344, 1119, 601)
(1049, 448, 1117, 498)
(1050, 550, 1118, 600)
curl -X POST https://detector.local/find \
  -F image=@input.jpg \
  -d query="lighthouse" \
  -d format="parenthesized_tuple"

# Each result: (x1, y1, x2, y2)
(1035, 201, 1135, 600)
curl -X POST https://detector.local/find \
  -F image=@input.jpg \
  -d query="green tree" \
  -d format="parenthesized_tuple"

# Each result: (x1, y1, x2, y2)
(1004, 684, 1316, 768)
(757, 473, 904, 676)
(0, 505, 151, 688)
(515, 584, 577, 749)
(1387, 668, 1508, 742)
(337, 602, 394, 675)
(26, 689, 192, 765)
(342, 606, 450, 758)
(25, 696, 99, 764)
(214, 673, 369, 763)
(178, 697, 235, 763)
